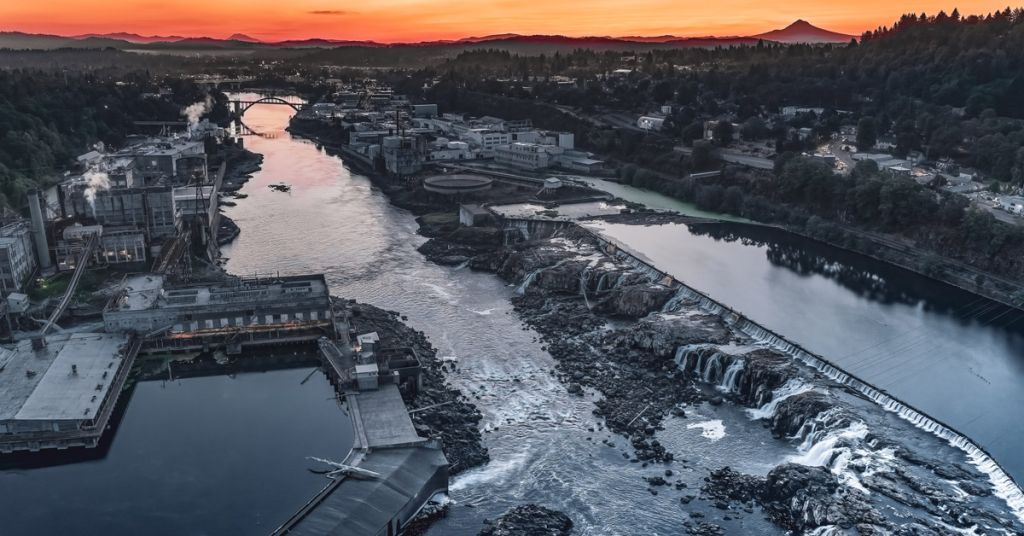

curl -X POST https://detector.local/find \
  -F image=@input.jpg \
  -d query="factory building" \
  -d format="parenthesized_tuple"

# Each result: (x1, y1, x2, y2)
(62, 181, 178, 244)
(0, 220, 38, 295)
(54, 225, 147, 271)
(381, 136, 425, 176)
(0, 332, 139, 453)
(115, 138, 208, 183)
(103, 274, 336, 351)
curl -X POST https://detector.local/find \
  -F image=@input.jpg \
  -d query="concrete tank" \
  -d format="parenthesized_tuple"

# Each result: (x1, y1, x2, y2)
(422, 174, 493, 195)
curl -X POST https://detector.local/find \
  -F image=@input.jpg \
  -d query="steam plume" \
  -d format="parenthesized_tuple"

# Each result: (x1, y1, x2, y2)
(182, 95, 214, 135)
(82, 169, 111, 215)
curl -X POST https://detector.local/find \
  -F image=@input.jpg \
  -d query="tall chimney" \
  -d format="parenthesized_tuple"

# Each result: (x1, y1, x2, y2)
(26, 189, 52, 271)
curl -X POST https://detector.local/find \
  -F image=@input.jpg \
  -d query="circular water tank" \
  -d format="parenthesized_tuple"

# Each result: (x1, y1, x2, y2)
(423, 174, 493, 195)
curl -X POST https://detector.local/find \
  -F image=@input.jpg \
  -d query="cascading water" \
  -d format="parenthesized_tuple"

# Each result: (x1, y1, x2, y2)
(746, 379, 816, 420)
(660, 278, 1024, 520)
(719, 358, 745, 393)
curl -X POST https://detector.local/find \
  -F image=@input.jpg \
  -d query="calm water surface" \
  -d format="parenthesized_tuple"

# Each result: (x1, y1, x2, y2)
(0, 366, 353, 535)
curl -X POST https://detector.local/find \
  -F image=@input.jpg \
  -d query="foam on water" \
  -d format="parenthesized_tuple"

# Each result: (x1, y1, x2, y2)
(746, 379, 817, 420)
(686, 420, 726, 441)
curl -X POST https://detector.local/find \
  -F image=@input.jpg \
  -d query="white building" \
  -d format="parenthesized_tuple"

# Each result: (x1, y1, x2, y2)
(495, 143, 563, 170)
(637, 116, 666, 131)
(462, 129, 511, 151)
(997, 196, 1024, 215)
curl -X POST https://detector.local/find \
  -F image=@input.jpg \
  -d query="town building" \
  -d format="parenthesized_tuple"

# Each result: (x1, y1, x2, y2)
(637, 116, 667, 131)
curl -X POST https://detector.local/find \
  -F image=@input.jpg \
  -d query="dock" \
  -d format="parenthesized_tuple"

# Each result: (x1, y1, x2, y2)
(273, 338, 449, 536)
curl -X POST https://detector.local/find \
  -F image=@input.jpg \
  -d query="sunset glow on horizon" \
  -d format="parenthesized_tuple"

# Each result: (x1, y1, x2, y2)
(1, 1, 1017, 42)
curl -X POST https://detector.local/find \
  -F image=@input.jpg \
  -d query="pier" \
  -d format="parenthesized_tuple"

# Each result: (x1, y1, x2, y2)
(274, 337, 448, 536)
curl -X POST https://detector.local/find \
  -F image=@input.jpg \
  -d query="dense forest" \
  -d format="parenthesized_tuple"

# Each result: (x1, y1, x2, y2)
(0, 71, 225, 207)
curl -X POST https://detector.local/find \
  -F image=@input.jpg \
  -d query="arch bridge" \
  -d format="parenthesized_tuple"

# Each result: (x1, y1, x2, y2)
(231, 97, 306, 115)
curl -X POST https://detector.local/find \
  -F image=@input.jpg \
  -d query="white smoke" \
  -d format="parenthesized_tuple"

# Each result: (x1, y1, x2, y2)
(82, 169, 111, 215)
(182, 95, 213, 137)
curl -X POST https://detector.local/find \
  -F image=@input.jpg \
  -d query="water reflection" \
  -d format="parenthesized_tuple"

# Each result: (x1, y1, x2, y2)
(690, 222, 1024, 329)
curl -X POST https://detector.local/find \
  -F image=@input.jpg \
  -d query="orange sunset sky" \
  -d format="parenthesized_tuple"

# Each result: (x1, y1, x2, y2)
(1, 1, 1017, 42)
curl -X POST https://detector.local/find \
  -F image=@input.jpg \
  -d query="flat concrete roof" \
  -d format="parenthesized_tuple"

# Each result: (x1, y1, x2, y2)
(0, 333, 130, 422)
(490, 201, 626, 221)
(116, 274, 166, 312)
(354, 384, 423, 448)
(108, 274, 329, 313)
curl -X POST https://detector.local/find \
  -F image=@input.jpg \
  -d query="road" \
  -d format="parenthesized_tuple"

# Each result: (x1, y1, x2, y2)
(675, 145, 775, 170)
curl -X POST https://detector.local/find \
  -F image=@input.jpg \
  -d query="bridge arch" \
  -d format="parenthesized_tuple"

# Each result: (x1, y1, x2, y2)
(231, 97, 305, 115)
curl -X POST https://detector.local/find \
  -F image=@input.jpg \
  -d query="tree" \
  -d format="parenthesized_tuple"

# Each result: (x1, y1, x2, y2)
(690, 140, 715, 170)
(740, 117, 769, 141)
(680, 121, 704, 146)
(1012, 147, 1024, 187)
(712, 121, 734, 147)
(856, 117, 877, 150)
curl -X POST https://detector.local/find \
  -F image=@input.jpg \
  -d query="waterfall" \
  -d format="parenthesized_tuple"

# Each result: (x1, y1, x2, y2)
(787, 416, 903, 495)
(675, 345, 744, 393)
(789, 420, 868, 468)
(507, 220, 531, 242)
(579, 259, 599, 310)
(663, 276, 1024, 521)
(612, 250, 663, 283)
(719, 358, 745, 393)
(515, 268, 542, 295)
(674, 344, 719, 373)
(746, 379, 815, 420)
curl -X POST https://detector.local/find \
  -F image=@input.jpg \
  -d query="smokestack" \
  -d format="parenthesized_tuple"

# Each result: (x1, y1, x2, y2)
(27, 189, 52, 271)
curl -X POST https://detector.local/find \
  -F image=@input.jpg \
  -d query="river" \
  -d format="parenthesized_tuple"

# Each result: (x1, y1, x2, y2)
(222, 96, 807, 534)
(222, 96, 1024, 531)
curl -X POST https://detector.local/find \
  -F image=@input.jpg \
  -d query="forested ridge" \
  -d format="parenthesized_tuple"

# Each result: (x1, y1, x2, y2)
(0, 71, 221, 207)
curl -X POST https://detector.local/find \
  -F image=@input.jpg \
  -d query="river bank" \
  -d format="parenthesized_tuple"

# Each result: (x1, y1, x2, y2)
(217, 143, 263, 247)
(285, 120, 1024, 533)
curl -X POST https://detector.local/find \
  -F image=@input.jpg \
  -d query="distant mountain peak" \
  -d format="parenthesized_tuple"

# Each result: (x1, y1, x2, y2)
(227, 33, 260, 43)
(752, 19, 854, 44)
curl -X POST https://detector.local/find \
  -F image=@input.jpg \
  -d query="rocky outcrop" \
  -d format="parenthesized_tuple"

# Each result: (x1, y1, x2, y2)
(761, 464, 887, 533)
(593, 283, 676, 318)
(478, 505, 573, 536)
(532, 260, 591, 294)
(732, 349, 797, 408)
(622, 314, 731, 358)
(701, 466, 763, 504)
(769, 392, 835, 439)
(418, 225, 505, 266)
